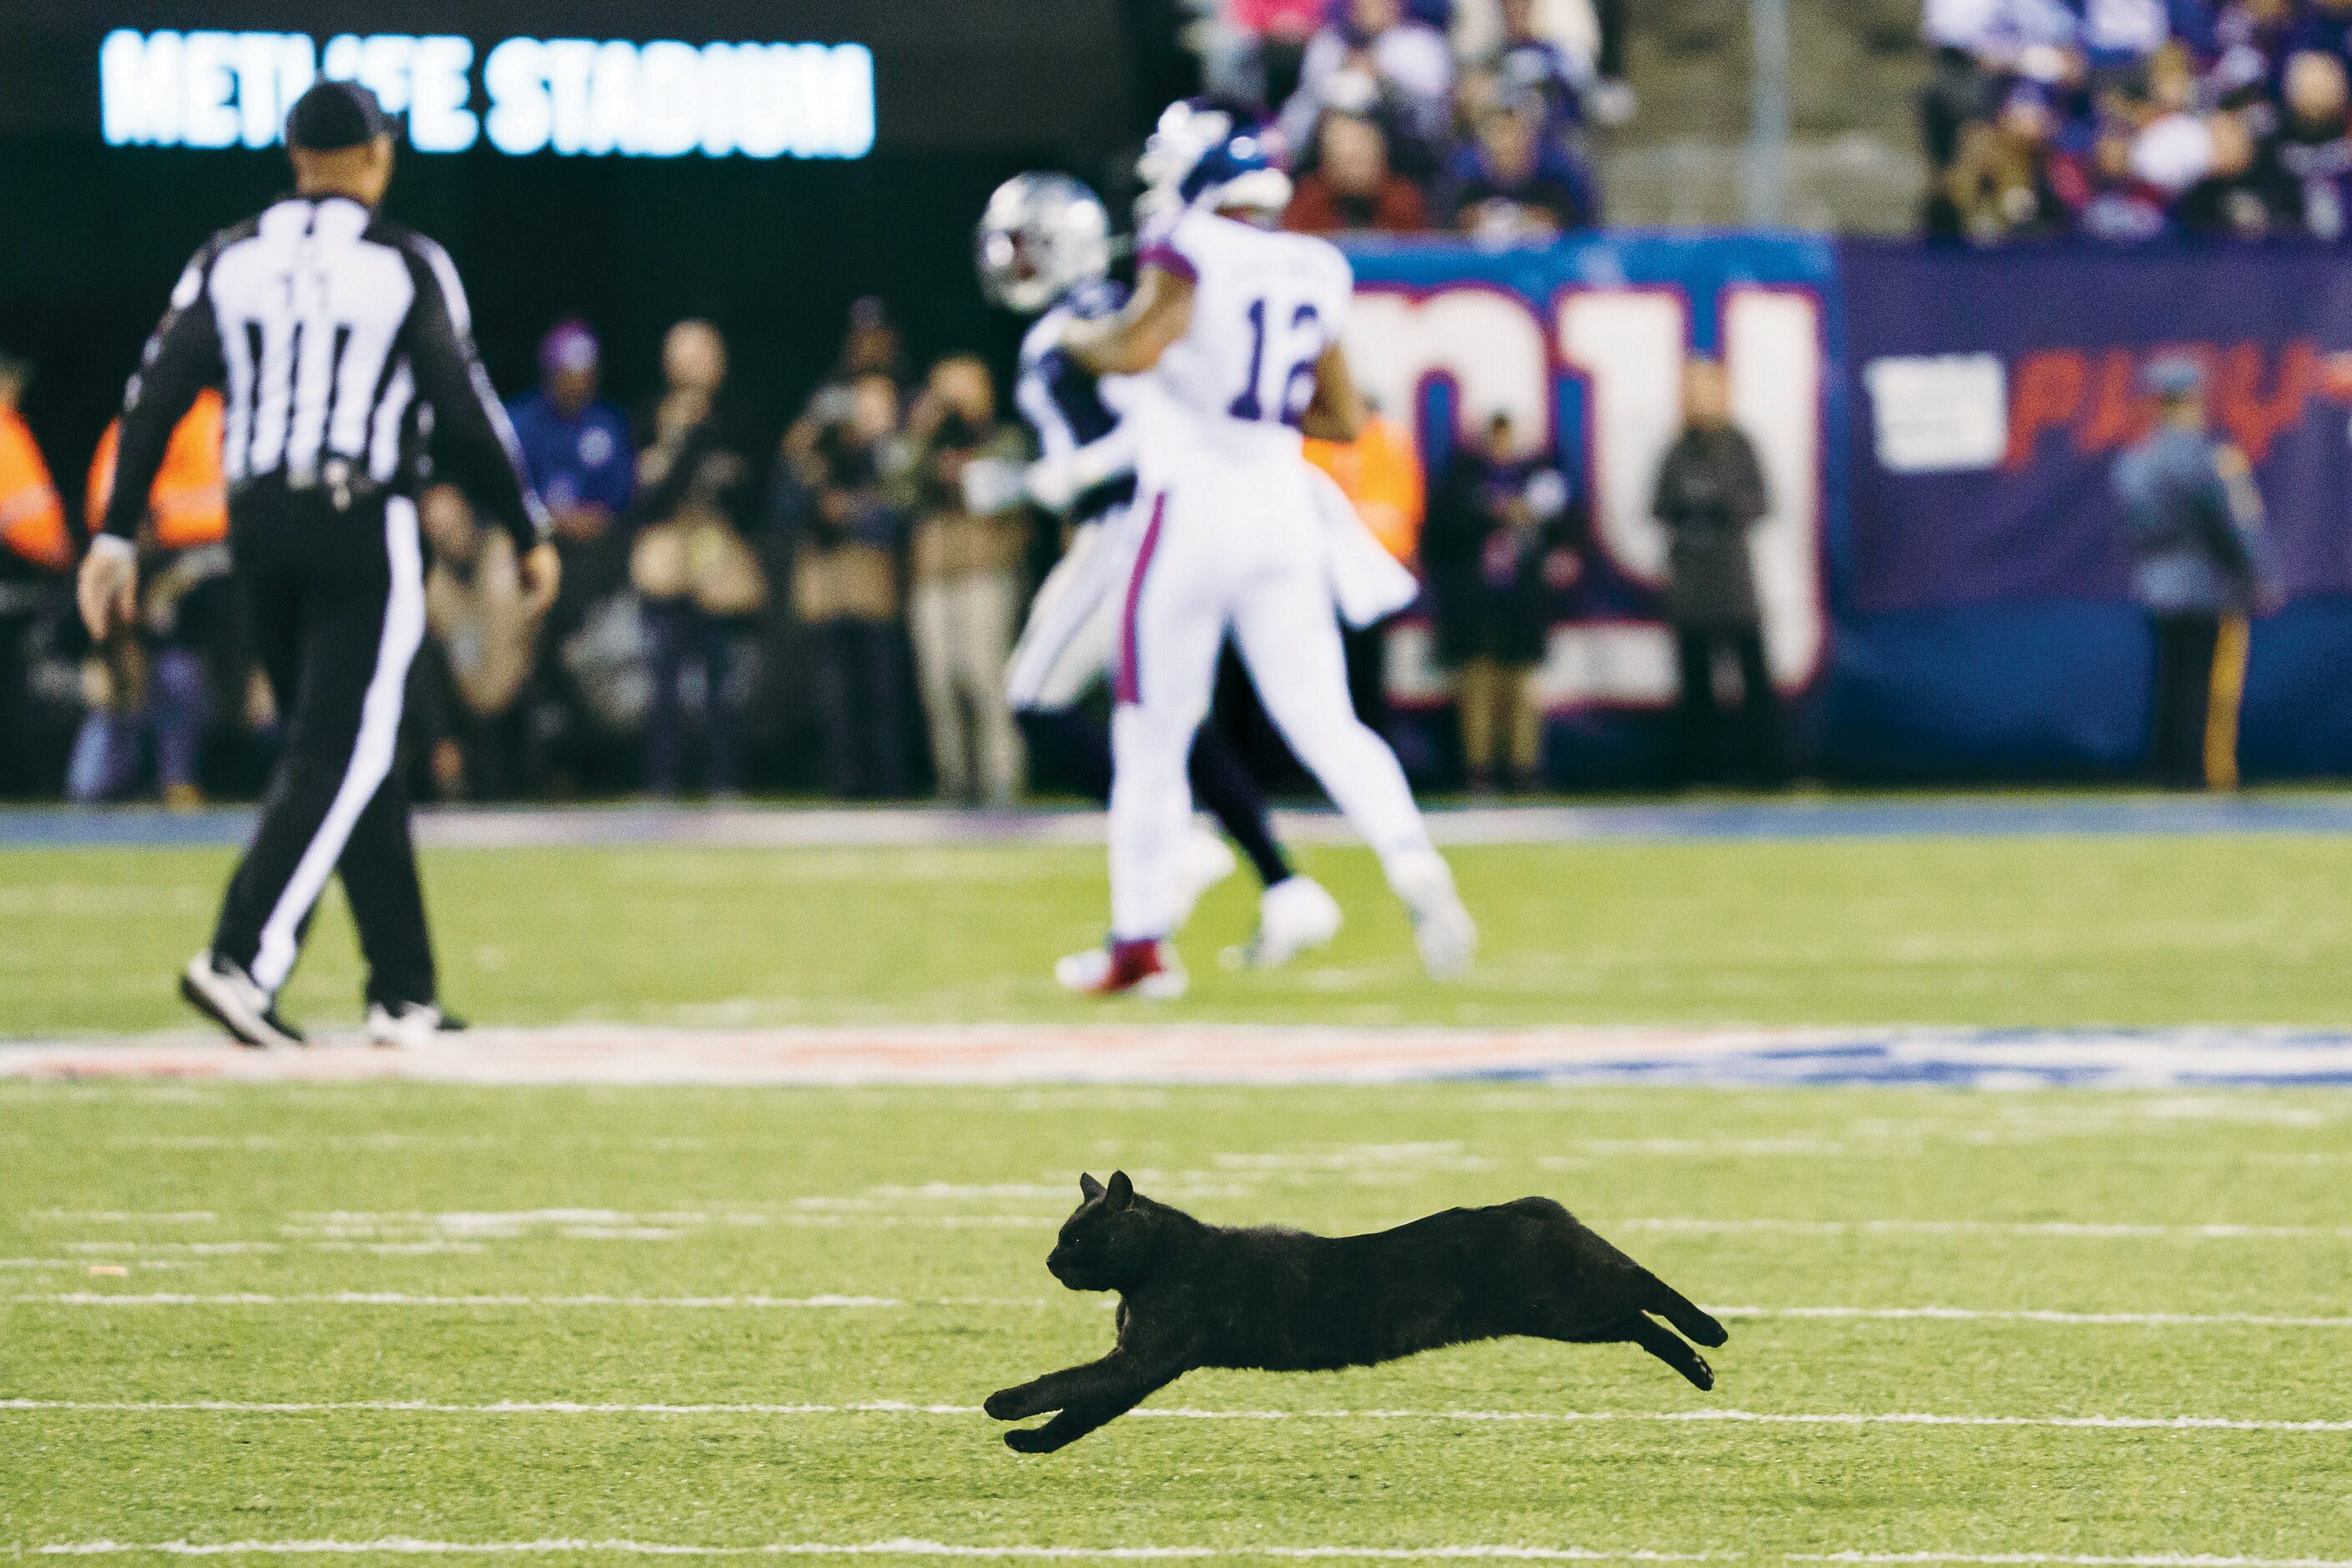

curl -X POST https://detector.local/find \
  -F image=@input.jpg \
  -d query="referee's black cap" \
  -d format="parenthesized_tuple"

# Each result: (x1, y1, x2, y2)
(286, 80, 395, 152)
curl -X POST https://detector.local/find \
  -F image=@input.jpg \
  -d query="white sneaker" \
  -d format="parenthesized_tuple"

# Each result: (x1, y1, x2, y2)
(1166, 826, 1239, 933)
(1054, 940, 1190, 999)
(366, 1002, 464, 1050)
(1392, 852, 1477, 981)
(1224, 876, 1343, 969)
(179, 953, 304, 1050)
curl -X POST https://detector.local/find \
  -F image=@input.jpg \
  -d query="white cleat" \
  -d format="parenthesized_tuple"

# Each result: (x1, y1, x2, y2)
(366, 1002, 465, 1050)
(1223, 875, 1344, 969)
(1054, 940, 1190, 1000)
(1392, 852, 1477, 981)
(178, 952, 304, 1050)
(1166, 826, 1239, 933)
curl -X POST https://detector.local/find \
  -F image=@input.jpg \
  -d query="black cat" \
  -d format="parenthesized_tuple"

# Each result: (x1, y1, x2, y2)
(986, 1171, 1728, 1453)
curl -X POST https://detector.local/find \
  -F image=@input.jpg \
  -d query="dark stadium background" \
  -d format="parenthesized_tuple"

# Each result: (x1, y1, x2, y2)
(0, 1, 1191, 499)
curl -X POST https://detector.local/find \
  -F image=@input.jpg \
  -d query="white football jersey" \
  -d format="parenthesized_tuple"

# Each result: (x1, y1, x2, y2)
(1135, 206, 1354, 463)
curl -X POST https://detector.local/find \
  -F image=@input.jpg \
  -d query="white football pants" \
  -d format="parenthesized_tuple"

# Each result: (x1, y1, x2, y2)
(1107, 463, 1435, 941)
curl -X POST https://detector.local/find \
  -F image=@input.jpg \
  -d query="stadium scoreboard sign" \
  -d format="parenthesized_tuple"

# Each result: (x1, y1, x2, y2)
(0, 3, 1132, 154)
(98, 29, 877, 159)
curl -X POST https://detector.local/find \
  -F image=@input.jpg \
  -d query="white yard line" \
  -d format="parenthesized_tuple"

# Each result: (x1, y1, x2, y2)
(1712, 1307, 2352, 1328)
(30, 1212, 2348, 1245)
(1791, 1557, 2352, 1567)
(16, 1545, 1713, 1562)
(3, 1399, 2344, 1434)
(1609, 1220, 2352, 1242)
(13, 1549, 2346, 1566)
(5, 1295, 2340, 1327)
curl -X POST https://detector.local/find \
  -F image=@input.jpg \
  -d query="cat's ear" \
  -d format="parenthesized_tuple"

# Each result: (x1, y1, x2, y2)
(1079, 1172, 1105, 1201)
(1105, 1171, 1134, 1210)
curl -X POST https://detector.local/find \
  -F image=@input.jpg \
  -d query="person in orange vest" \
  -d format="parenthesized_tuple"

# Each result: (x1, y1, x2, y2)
(73, 389, 232, 808)
(0, 349, 70, 797)
(1304, 404, 1425, 565)
(0, 351, 68, 575)
(1304, 401, 1428, 739)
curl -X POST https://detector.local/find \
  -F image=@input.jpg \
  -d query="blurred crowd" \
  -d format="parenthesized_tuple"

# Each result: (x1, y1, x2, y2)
(1191, 0, 1631, 242)
(0, 292, 1798, 803)
(1926, 0, 2352, 242)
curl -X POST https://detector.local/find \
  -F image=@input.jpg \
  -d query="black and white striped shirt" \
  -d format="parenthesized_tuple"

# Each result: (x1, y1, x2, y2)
(101, 194, 546, 549)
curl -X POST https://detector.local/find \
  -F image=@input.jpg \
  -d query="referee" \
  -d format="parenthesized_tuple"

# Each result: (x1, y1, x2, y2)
(76, 81, 557, 1050)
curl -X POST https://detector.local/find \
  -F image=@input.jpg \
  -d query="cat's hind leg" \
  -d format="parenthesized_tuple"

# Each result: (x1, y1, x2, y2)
(1639, 1271, 1729, 1348)
(1621, 1313, 1715, 1391)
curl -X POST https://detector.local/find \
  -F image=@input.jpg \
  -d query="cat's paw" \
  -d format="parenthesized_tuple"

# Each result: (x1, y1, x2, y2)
(1004, 1425, 1064, 1454)
(985, 1387, 1037, 1421)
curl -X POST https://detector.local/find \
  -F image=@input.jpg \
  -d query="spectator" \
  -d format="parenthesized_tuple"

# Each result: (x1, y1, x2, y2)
(2250, 49, 2352, 235)
(1279, 0, 1456, 177)
(901, 356, 1030, 807)
(2208, 0, 2301, 109)
(418, 484, 546, 801)
(1423, 412, 1579, 793)
(0, 350, 67, 578)
(791, 371, 913, 800)
(2113, 357, 2278, 791)
(1946, 82, 2074, 240)
(506, 321, 636, 609)
(1652, 358, 1783, 788)
(1921, 0, 2005, 177)
(503, 321, 640, 794)
(1286, 110, 1433, 233)
(630, 320, 763, 799)
(1202, 0, 1327, 115)
(74, 391, 232, 808)
(1454, 0, 1611, 104)
(782, 298, 910, 503)
(1478, 0, 1601, 135)
(1305, 398, 1428, 737)
(1439, 89, 1601, 240)
(3, 351, 72, 798)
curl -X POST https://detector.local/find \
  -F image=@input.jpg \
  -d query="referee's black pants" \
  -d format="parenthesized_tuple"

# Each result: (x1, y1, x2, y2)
(211, 489, 437, 1008)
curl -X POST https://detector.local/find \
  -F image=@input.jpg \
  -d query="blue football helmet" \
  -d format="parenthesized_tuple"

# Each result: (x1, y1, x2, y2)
(1136, 99, 1294, 219)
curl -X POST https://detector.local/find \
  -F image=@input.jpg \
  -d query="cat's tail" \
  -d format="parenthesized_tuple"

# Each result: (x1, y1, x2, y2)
(1641, 1272, 1729, 1348)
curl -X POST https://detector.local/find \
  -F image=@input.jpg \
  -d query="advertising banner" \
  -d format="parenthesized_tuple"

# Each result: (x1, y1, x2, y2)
(1341, 233, 1844, 784)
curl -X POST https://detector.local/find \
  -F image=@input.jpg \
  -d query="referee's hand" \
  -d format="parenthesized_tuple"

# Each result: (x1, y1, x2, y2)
(518, 541, 562, 619)
(78, 539, 139, 641)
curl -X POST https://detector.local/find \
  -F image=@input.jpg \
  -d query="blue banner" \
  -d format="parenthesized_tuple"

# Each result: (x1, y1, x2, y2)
(1344, 234, 2352, 783)
(1341, 233, 1844, 786)
(1836, 238, 2352, 778)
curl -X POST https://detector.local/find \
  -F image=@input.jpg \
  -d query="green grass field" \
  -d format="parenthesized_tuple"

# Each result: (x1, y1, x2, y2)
(8, 832, 2352, 1034)
(3, 1081, 2349, 1559)
(3, 828, 2349, 1561)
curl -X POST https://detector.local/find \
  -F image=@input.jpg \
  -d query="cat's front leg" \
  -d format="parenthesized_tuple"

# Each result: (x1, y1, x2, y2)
(985, 1348, 1163, 1422)
(1001, 1379, 1164, 1454)
(984, 1373, 1070, 1422)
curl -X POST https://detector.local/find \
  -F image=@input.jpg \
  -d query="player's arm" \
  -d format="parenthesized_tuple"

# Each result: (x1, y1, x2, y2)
(1297, 341, 1364, 444)
(81, 246, 225, 638)
(400, 238, 559, 612)
(1065, 265, 1194, 378)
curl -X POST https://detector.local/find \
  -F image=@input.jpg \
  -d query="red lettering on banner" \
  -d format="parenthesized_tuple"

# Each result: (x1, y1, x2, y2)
(2216, 339, 2319, 463)
(2075, 349, 2154, 456)
(2005, 351, 2088, 471)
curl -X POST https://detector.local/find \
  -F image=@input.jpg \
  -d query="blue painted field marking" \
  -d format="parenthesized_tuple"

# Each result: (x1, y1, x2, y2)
(6, 797, 2352, 851)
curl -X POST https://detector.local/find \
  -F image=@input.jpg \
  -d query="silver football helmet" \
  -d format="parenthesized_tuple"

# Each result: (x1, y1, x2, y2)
(975, 173, 1114, 315)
